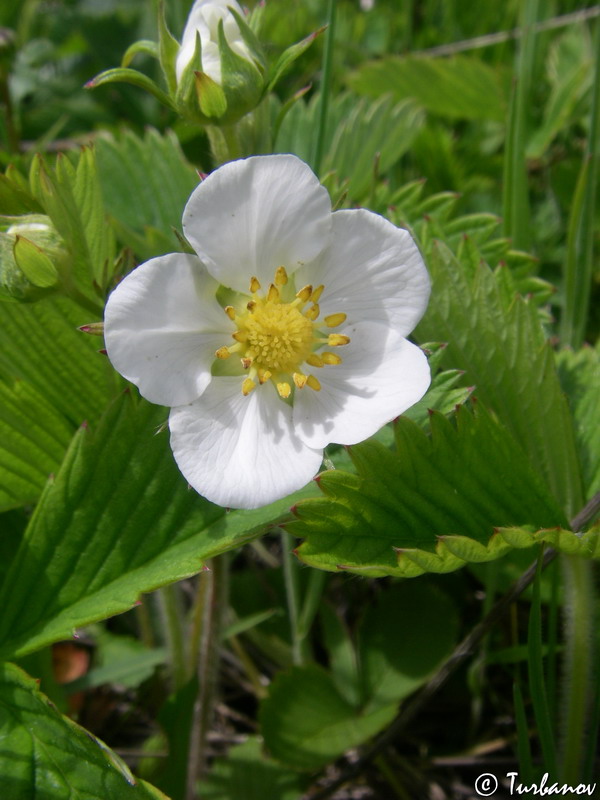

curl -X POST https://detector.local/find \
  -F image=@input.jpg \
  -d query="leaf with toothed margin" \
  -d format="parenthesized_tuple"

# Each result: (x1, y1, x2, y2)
(0, 662, 167, 799)
(0, 392, 319, 661)
(415, 239, 583, 519)
(288, 403, 571, 578)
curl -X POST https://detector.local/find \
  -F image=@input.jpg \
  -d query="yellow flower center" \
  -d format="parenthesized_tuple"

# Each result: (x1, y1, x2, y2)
(244, 301, 314, 374)
(214, 266, 350, 399)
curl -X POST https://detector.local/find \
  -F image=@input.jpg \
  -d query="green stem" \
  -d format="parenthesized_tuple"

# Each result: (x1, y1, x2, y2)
(313, 0, 336, 175)
(280, 529, 303, 665)
(206, 123, 241, 165)
(159, 583, 187, 691)
(560, 15, 600, 348)
(559, 555, 595, 784)
(0, 71, 19, 154)
(135, 596, 156, 649)
(186, 555, 228, 799)
(527, 548, 557, 777)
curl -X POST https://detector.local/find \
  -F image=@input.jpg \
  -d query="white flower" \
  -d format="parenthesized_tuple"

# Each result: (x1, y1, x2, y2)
(176, 0, 252, 86)
(104, 155, 431, 509)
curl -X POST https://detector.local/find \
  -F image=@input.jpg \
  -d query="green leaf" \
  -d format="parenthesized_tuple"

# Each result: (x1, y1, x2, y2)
(415, 240, 584, 519)
(0, 295, 114, 427)
(13, 235, 59, 288)
(556, 345, 600, 500)
(349, 54, 507, 121)
(95, 128, 198, 259)
(276, 92, 423, 199)
(72, 147, 115, 289)
(0, 379, 73, 511)
(259, 664, 397, 770)
(0, 394, 318, 660)
(0, 662, 166, 799)
(358, 582, 458, 712)
(203, 736, 306, 800)
(324, 96, 424, 199)
(28, 153, 107, 305)
(290, 405, 568, 578)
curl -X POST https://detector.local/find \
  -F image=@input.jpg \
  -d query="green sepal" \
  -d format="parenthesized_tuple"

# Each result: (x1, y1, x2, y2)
(13, 235, 59, 288)
(215, 17, 263, 120)
(0, 233, 53, 303)
(121, 39, 159, 68)
(195, 70, 228, 119)
(157, 0, 180, 95)
(267, 27, 325, 93)
(175, 31, 203, 115)
(86, 67, 176, 110)
(227, 6, 266, 71)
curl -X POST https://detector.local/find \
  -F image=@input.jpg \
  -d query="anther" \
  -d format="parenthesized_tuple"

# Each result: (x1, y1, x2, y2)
(267, 284, 280, 303)
(215, 346, 231, 359)
(306, 353, 324, 367)
(242, 377, 256, 396)
(328, 334, 350, 346)
(246, 300, 256, 312)
(311, 285, 324, 302)
(224, 305, 236, 320)
(249, 276, 261, 293)
(324, 312, 347, 327)
(304, 304, 320, 321)
(241, 357, 253, 370)
(277, 382, 291, 399)
(306, 375, 321, 391)
(296, 284, 312, 303)
(321, 351, 342, 365)
(293, 372, 307, 389)
(274, 266, 288, 286)
(232, 330, 248, 343)
(258, 368, 272, 384)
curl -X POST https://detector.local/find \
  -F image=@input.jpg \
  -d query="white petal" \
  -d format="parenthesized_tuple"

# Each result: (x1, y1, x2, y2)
(104, 253, 231, 407)
(169, 378, 323, 509)
(183, 155, 332, 292)
(294, 321, 431, 449)
(295, 209, 430, 336)
(176, 0, 246, 83)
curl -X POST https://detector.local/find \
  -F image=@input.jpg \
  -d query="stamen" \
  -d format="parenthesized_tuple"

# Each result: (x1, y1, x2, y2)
(293, 372, 307, 389)
(224, 305, 236, 320)
(267, 283, 280, 303)
(328, 334, 350, 346)
(324, 312, 347, 327)
(233, 330, 248, 343)
(277, 382, 291, 399)
(306, 375, 321, 391)
(304, 304, 320, 321)
(274, 266, 288, 286)
(258, 368, 272, 384)
(216, 342, 243, 359)
(241, 357, 253, 369)
(306, 354, 324, 368)
(311, 285, 324, 302)
(321, 351, 342, 365)
(247, 300, 256, 312)
(242, 377, 256, 395)
(249, 276, 261, 293)
(296, 284, 312, 303)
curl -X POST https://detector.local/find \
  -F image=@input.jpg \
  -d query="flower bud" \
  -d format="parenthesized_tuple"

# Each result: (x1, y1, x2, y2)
(173, 0, 265, 124)
(0, 215, 64, 303)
